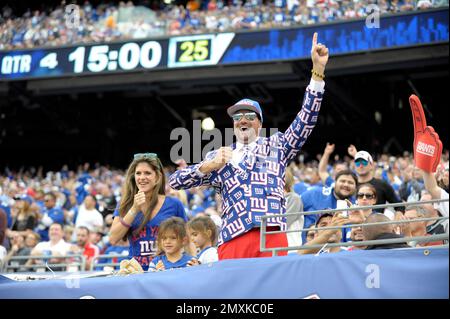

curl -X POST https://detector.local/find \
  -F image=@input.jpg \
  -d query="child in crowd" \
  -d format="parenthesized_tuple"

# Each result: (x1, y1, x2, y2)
(187, 216, 218, 265)
(148, 217, 195, 271)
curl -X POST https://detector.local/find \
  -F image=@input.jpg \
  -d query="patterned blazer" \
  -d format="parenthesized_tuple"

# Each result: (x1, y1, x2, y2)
(169, 82, 324, 246)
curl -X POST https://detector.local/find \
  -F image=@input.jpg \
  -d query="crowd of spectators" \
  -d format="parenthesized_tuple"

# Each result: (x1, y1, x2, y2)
(1, 0, 448, 51)
(0, 144, 448, 271)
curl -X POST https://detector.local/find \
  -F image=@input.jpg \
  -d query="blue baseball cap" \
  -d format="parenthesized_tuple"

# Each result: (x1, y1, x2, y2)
(227, 98, 263, 123)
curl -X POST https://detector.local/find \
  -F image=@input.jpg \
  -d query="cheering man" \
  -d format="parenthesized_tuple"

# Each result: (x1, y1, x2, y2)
(170, 33, 329, 260)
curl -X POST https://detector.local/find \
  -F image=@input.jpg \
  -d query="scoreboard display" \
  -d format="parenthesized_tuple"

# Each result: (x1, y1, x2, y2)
(0, 33, 234, 79)
(0, 9, 448, 81)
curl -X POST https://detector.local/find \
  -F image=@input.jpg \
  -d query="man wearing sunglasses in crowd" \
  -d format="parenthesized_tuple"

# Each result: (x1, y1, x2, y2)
(353, 150, 403, 215)
(170, 33, 329, 260)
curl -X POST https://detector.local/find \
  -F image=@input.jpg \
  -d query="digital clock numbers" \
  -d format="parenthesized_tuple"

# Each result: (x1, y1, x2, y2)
(68, 41, 163, 73)
(0, 33, 234, 79)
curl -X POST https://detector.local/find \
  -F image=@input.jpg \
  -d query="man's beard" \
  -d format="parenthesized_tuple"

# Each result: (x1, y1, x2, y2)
(334, 189, 351, 200)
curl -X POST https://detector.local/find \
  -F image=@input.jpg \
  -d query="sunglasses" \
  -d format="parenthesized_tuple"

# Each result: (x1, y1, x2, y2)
(232, 112, 258, 122)
(134, 153, 158, 160)
(134, 153, 163, 168)
(357, 193, 375, 199)
(355, 159, 369, 167)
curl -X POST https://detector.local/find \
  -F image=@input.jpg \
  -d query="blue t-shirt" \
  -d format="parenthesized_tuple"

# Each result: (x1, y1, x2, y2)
(324, 175, 334, 188)
(293, 181, 322, 196)
(36, 207, 65, 242)
(149, 252, 194, 271)
(113, 196, 187, 271)
(300, 186, 355, 244)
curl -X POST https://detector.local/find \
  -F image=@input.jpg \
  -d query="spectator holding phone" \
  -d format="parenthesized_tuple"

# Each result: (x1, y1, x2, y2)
(298, 212, 349, 255)
(299, 169, 358, 244)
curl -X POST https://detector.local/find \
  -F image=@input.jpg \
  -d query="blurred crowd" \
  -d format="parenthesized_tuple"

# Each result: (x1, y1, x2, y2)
(0, 144, 448, 272)
(1, 0, 448, 51)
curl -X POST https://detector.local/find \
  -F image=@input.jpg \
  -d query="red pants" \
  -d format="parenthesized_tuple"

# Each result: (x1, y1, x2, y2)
(218, 227, 288, 260)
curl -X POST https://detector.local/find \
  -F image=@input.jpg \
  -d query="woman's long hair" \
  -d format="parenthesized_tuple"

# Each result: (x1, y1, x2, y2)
(119, 156, 166, 236)
(18, 201, 38, 219)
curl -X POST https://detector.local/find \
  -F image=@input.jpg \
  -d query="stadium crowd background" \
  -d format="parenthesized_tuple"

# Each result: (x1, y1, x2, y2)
(0, 0, 448, 50)
(0, 144, 448, 270)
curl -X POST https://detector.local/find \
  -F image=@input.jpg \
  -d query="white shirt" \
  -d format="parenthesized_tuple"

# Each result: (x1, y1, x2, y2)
(198, 247, 219, 264)
(34, 239, 72, 256)
(75, 204, 104, 232)
(231, 140, 257, 168)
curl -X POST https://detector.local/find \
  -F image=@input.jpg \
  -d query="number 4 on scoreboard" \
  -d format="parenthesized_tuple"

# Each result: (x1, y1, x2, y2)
(39, 53, 58, 69)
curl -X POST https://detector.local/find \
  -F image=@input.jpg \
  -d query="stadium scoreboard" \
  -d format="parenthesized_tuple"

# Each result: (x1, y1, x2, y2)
(0, 9, 448, 80)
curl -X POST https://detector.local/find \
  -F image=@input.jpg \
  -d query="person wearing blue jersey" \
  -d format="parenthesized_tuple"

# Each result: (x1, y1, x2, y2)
(170, 33, 329, 260)
(35, 192, 65, 242)
(299, 169, 358, 245)
(149, 217, 195, 271)
(109, 153, 187, 271)
(187, 215, 218, 265)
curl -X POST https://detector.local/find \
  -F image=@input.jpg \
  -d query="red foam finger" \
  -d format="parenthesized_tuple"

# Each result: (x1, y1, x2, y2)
(415, 126, 443, 173)
(409, 94, 427, 135)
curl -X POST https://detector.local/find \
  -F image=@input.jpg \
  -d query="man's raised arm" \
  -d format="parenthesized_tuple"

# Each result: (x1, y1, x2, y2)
(282, 32, 329, 163)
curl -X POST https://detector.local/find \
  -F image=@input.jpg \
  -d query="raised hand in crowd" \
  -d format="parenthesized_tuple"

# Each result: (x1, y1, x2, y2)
(310, 32, 329, 79)
(324, 143, 335, 156)
(348, 144, 358, 158)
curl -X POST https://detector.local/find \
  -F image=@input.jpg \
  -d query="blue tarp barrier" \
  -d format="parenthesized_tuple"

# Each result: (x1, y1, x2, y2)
(0, 247, 447, 299)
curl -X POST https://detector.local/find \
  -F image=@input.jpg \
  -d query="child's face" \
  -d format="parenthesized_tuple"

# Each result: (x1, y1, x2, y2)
(189, 229, 209, 250)
(160, 230, 184, 255)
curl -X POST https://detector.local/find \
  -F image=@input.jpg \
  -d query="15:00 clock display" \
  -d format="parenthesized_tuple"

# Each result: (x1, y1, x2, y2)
(68, 41, 163, 73)
(0, 33, 235, 80)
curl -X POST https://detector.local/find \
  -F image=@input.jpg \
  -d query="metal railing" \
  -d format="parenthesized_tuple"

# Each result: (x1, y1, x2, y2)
(260, 198, 449, 256)
(90, 254, 126, 271)
(1, 254, 86, 273)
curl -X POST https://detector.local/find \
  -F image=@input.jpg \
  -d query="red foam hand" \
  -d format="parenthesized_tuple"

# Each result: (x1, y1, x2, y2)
(409, 95, 442, 173)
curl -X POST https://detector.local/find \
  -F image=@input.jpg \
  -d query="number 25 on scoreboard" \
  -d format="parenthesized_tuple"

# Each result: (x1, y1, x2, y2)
(176, 39, 211, 63)
(168, 35, 215, 68)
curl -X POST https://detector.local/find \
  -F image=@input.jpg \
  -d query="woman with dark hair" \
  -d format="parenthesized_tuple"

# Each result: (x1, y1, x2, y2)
(354, 183, 378, 218)
(9, 196, 38, 238)
(109, 153, 187, 271)
(345, 183, 379, 247)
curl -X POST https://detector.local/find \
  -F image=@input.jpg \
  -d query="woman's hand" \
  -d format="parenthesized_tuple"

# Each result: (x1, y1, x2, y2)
(132, 190, 147, 213)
